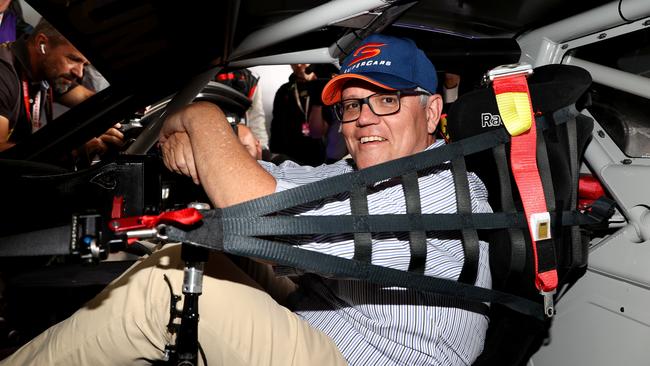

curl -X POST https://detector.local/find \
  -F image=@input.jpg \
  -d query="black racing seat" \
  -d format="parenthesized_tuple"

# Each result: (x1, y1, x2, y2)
(445, 64, 596, 365)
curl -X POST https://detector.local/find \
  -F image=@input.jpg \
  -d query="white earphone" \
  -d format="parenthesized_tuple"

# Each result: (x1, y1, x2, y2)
(40, 43, 46, 54)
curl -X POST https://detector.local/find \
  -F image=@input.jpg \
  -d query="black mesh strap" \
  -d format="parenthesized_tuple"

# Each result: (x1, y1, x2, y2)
(224, 128, 510, 218)
(161, 124, 602, 320)
(214, 210, 600, 236)
(536, 131, 556, 213)
(402, 172, 427, 273)
(350, 184, 372, 262)
(566, 117, 585, 267)
(451, 157, 480, 284)
(492, 144, 526, 275)
(164, 230, 545, 320)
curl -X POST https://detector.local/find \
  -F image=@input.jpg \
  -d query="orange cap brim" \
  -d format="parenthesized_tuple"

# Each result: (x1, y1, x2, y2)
(321, 73, 396, 105)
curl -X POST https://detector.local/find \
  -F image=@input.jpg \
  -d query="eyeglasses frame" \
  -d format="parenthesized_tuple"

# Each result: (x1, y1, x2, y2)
(334, 89, 431, 123)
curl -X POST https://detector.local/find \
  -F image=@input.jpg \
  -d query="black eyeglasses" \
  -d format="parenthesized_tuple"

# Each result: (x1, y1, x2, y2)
(334, 90, 430, 123)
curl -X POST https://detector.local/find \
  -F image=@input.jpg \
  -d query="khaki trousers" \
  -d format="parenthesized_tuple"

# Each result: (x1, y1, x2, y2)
(0, 244, 347, 365)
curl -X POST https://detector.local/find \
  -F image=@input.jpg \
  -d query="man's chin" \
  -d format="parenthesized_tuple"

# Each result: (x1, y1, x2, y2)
(53, 79, 73, 94)
(355, 155, 390, 170)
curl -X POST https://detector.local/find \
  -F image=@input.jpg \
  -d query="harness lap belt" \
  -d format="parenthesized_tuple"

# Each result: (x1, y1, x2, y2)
(155, 107, 605, 320)
(490, 68, 558, 297)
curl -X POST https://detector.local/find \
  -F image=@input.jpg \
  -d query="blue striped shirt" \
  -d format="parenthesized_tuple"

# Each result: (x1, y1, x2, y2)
(259, 140, 492, 365)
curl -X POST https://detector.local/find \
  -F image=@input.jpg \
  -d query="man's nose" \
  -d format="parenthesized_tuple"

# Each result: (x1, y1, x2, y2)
(356, 103, 378, 126)
(71, 64, 84, 79)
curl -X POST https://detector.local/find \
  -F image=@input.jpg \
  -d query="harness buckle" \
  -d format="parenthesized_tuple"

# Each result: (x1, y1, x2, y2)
(541, 289, 556, 318)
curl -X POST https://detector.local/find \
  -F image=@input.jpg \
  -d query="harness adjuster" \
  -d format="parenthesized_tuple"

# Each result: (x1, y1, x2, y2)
(530, 212, 551, 241)
(108, 208, 203, 244)
(484, 63, 533, 84)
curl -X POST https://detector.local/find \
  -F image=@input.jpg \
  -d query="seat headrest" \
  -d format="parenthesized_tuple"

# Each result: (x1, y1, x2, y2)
(446, 64, 592, 141)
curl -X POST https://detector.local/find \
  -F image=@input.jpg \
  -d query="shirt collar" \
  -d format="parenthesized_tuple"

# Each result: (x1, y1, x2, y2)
(425, 139, 445, 151)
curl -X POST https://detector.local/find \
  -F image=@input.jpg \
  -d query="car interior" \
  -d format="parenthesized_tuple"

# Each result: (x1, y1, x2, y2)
(0, 0, 649, 365)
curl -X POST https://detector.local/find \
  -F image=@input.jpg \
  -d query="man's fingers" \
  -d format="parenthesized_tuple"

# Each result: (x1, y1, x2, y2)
(99, 128, 124, 146)
(89, 137, 108, 156)
(99, 134, 123, 147)
(164, 140, 181, 175)
(176, 134, 197, 181)
(160, 132, 198, 182)
(106, 127, 124, 139)
(183, 138, 199, 184)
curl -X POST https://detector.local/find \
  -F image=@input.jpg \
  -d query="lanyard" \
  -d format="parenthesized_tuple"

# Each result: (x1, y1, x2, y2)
(21, 73, 52, 133)
(293, 83, 310, 136)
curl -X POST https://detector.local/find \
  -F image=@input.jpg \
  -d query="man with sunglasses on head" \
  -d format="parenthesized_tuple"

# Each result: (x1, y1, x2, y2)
(1, 34, 491, 366)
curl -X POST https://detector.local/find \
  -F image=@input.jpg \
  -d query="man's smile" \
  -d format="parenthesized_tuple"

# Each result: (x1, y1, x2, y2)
(359, 136, 387, 144)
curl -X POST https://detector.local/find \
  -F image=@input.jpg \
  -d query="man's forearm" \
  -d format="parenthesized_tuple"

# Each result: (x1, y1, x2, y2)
(57, 85, 95, 107)
(184, 103, 277, 208)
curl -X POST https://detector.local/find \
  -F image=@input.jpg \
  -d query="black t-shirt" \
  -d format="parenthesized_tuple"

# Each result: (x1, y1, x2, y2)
(269, 79, 325, 167)
(0, 41, 51, 144)
(0, 47, 22, 139)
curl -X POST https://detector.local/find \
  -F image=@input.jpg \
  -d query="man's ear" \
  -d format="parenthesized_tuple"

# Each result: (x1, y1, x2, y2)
(425, 94, 443, 134)
(34, 33, 49, 53)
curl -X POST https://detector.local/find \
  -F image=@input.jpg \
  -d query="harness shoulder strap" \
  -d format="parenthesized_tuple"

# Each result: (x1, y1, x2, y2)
(490, 65, 558, 316)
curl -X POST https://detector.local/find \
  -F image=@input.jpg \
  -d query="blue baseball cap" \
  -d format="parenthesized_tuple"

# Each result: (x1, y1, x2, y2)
(322, 34, 437, 105)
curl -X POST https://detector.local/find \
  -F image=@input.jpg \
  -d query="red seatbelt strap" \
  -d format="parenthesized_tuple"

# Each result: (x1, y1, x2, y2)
(489, 64, 557, 316)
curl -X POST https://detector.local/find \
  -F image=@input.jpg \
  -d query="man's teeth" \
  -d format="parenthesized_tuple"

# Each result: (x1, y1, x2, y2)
(360, 136, 386, 144)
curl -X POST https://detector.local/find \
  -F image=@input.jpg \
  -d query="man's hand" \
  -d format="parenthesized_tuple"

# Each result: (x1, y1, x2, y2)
(160, 132, 200, 185)
(159, 102, 223, 185)
(84, 123, 124, 156)
(159, 102, 276, 208)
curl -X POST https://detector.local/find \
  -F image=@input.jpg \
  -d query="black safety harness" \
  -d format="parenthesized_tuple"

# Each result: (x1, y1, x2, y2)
(160, 115, 602, 311)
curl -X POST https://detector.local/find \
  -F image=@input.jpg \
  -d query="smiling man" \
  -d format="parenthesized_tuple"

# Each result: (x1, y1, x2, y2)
(1, 34, 491, 366)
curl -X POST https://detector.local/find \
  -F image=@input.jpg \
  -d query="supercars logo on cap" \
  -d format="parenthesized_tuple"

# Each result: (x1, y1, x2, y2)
(348, 42, 386, 66)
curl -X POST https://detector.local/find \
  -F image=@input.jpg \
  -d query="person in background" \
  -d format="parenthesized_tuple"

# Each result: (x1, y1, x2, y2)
(442, 72, 461, 104)
(303, 63, 347, 163)
(269, 63, 326, 166)
(0, 0, 31, 43)
(0, 18, 122, 157)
